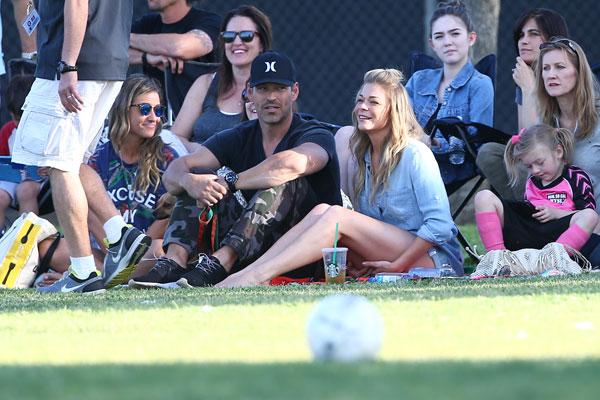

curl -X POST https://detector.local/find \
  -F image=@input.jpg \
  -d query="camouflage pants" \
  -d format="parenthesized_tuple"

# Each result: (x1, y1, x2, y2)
(163, 178, 312, 269)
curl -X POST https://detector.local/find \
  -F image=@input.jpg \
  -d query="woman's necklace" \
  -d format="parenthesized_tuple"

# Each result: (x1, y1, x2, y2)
(118, 152, 139, 193)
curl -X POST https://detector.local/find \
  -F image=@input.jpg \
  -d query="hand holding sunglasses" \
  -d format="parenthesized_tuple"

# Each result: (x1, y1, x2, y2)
(130, 103, 166, 118)
(221, 30, 258, 43)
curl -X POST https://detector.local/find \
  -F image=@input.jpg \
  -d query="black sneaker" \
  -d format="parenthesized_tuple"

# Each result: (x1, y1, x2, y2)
(128, 257, 188, 289)
(176, 254, 228, 288)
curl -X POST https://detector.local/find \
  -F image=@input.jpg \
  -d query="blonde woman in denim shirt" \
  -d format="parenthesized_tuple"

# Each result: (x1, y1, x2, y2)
(217, 69, 463, 287)
(406, 1, 493, 185)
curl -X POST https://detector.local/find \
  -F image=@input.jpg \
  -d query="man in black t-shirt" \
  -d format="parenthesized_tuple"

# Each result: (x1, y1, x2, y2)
(129, 0, 221, 114)
(130, 51, 342, 288)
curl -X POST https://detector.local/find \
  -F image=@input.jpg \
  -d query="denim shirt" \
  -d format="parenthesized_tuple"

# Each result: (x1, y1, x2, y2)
(406, 62, 494, 183)
(357, 139, 463, 271)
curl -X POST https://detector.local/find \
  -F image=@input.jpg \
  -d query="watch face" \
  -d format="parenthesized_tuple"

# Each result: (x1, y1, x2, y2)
(225, 172, 237, 184)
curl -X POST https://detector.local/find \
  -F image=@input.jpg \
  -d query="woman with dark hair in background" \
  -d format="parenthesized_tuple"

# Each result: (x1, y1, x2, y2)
(477, 8, 569, 201)
(170, 5, 272, 151)
(512, 8, 569, 130)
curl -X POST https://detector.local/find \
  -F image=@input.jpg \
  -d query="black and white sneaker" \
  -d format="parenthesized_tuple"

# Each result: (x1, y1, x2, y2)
(103, 225, 151, 289)
(176, 254, 228, 288)
(37, 270, 105, 294)
(128, 257, 189, 289)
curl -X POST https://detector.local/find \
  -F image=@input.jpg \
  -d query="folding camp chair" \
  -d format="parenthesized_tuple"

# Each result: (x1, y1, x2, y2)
(7, 58, 37, 81)
(407, 52, 499, 261)
(163, 61, 220, 125)
(430, 117, 510, 260)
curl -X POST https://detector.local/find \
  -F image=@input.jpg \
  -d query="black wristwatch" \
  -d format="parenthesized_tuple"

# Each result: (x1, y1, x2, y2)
(224, 171, 239, 192)
(57, 60, 78, 74)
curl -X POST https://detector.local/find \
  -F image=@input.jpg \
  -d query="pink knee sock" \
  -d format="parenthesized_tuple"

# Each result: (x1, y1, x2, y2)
(475, 211, 506, 251)
(556, 224, 591, 251)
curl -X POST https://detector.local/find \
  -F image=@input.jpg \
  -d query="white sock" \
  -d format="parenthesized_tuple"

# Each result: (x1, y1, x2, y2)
(103, 215, 127, 244)
(69, 255, 96, 279)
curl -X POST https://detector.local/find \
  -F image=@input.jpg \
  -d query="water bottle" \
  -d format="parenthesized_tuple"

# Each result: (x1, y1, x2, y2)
(408, 266, 457, 278)
(370, 273, 409, 283)
(448, 136, 465, 165)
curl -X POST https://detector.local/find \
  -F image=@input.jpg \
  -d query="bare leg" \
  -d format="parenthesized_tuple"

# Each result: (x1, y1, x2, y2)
(218, 205, 431, 287)
(473, 189, 504, 221)
(16, 181, 40, 214)
(80, 164, 120, 223)
(164, 243, 191, 268)
(570, 209, 598, 233)
(0, 189, 11, 228)
(238, 203, 332, 268)
(49, 168, 92, 258)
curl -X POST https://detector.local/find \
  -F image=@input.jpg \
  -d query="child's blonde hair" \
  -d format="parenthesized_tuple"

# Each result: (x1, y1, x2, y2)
(504, 124, 574, 187)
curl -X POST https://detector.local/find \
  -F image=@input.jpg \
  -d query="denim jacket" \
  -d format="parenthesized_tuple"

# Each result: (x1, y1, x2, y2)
(406, 62, 494, 184)
(357, 139, 463, 273)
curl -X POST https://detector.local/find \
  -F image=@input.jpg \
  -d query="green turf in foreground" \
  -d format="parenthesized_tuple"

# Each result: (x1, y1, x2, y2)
(1, 275, 599, 399)
(2, 360, 599, 400)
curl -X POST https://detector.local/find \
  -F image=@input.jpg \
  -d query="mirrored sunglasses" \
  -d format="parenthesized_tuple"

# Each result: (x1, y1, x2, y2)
(221, 30, 257, 43)
(539, 38, 578, 55)
(130, 103, 165, 118)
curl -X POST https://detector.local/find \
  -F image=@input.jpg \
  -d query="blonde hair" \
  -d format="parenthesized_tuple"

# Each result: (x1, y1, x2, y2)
(350, 69, 424, 202)
(107, 74, 166, 194)
(504, 124, 574, 187)
(536, 37, 599, 139)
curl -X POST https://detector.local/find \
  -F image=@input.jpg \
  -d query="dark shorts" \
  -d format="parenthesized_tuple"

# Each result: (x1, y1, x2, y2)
(502, 200, 572, 250)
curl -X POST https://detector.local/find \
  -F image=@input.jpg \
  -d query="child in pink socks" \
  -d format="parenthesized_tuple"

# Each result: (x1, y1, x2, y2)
(474, 124, 598, 252)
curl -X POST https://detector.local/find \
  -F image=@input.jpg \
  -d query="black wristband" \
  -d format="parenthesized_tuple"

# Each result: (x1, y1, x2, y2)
(142, 52, 148, 68)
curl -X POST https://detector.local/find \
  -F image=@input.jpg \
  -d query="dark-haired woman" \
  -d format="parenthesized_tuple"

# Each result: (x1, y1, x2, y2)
(512, 8, 569, 130)
(170, 5, 272, 151)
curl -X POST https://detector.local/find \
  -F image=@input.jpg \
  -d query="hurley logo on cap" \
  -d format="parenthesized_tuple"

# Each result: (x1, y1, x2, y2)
(250, 51, 296, 88)
(265, 61, 276, 73)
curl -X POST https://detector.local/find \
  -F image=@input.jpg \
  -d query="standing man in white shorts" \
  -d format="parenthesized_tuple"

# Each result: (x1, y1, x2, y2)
(11, 0, 151, 293)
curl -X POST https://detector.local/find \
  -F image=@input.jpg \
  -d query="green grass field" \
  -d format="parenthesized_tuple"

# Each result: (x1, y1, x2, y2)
(1, 226, 599, 399)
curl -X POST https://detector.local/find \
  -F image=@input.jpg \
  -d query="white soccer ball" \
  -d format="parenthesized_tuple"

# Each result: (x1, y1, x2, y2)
(306, 294, 384, 362)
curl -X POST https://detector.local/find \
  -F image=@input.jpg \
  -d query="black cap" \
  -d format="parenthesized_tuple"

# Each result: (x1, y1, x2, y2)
(249, 51, 297, 88)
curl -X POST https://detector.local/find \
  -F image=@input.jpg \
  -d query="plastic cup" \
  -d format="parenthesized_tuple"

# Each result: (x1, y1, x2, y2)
(321, 247, 348, 284)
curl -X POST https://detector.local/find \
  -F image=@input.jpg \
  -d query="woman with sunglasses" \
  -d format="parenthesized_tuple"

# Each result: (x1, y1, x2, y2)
(405, 1, 494, 186)
(477, 9, 569, 201)
(36, 75, 180, 285)
(170, 5, 272, 151)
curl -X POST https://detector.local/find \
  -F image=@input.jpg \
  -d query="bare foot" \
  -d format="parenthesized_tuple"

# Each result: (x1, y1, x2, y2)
(216, 270, 264, 288)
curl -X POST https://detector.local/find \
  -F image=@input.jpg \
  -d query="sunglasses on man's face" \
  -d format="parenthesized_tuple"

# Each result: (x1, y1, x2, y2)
(130, 103, 165, 118)
(221, 30, 257, 43)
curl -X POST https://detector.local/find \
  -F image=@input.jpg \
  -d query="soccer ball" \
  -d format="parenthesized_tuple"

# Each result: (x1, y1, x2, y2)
(306, 294, 384, 362)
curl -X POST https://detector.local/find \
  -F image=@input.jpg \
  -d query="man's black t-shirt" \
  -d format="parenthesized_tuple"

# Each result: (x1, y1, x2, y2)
(204, 114, 342, 211)
(132, 8, 221, 114)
